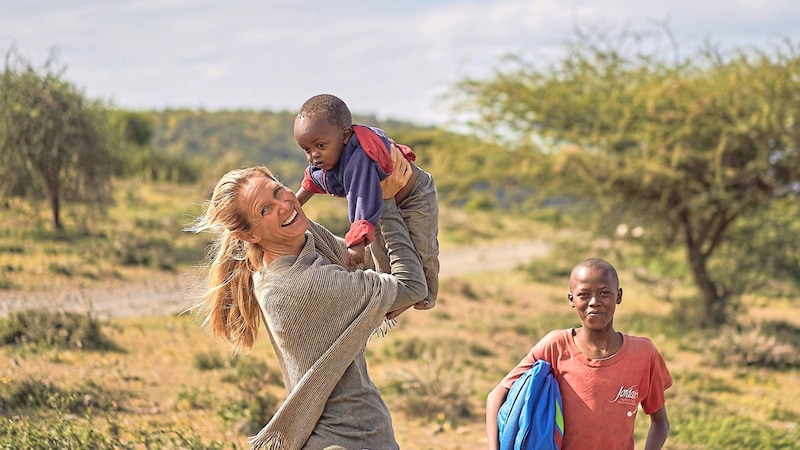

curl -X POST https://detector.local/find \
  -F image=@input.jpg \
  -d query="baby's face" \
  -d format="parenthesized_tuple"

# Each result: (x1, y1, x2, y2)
(294, 112, 349, 171)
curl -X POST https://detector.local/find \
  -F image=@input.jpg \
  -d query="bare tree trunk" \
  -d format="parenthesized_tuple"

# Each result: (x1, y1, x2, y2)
(680, 209, 730, 326)
(685, 240, 727, 326)
(48, 177, 63, 232)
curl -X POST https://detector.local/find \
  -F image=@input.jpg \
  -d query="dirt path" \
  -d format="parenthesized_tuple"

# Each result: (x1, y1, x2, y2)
(0, 239, 549, 319)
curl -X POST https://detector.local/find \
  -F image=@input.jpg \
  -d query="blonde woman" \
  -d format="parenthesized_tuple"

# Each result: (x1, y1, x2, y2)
(186, 146, 425, 449)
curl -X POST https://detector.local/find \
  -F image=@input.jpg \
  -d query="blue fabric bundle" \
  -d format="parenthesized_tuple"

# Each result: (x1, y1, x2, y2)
(497, 359, 564, 450)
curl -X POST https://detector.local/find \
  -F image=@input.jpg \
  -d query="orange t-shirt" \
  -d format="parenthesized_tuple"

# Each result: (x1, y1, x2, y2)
(501, 329, 672, 450)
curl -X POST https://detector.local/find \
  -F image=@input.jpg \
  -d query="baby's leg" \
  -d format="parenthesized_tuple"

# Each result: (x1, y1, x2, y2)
(399, 170, 439, 310)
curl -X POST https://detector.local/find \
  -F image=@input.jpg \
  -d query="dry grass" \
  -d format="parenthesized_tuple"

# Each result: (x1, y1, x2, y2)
(1, 181, 799, 448)
(4, 265, 799, 448)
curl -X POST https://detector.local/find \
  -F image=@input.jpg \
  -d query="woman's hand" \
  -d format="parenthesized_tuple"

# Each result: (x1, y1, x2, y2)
(380, 144, 412, 199)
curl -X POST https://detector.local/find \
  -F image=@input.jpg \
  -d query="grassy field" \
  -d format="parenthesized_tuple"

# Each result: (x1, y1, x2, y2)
(1, 180, 799, 449)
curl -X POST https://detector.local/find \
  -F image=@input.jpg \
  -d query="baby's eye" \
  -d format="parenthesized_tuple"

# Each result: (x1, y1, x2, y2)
(317, 143, 325, 150)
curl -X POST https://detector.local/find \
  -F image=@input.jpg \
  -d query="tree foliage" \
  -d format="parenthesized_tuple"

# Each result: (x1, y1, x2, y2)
(0, 48, 116, 232)
(453, 30, 800, 326)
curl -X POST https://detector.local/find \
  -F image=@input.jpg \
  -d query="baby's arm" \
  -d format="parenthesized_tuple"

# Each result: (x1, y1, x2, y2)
(295, 186, 315, 205)
(644, 406, 670, 450)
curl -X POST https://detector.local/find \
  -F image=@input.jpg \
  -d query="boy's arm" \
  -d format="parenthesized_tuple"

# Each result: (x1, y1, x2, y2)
(295, 186, 314, 205)
(644, 406, 670, 450)
(485, 383, 509, 450)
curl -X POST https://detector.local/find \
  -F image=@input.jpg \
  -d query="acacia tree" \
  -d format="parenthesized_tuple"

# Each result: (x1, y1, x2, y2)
(0, 48, 115, 232)
(453, 32, 800, 326)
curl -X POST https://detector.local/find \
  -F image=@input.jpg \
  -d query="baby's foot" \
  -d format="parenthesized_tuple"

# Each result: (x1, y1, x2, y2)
(413, 299, 435, 310)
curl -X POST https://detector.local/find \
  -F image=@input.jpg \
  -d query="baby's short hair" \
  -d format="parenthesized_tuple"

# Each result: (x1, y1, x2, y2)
(298, 94, 352, 128)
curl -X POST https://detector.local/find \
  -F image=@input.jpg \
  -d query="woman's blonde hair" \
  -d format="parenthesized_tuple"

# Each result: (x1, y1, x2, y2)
(186, 166, 276, 352)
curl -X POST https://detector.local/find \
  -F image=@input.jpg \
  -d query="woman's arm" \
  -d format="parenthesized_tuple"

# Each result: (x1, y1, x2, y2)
(378, 146, 427, 310)
(380, 198, 427, 310)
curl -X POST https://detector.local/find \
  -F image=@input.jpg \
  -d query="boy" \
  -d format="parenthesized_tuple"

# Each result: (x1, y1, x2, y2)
(486, 258, 672, 450)
(293, 94, 439, 310)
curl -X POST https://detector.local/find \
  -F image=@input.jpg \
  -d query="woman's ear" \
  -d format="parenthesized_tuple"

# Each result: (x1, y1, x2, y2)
(233, 230, 260, 244)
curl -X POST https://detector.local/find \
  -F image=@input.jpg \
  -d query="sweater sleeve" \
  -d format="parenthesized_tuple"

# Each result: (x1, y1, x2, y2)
(302, 166, 328, 194)
(380, 198, 427, 310)
(342, 149, 385, 236)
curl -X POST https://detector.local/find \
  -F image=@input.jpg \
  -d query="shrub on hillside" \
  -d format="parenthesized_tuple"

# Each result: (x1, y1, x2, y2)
(705, 322, 800, 369)
(0, 310, 119, 351)
(112, 236, 176, 270)
(383, 347, 473, 428)
(0, 408, 224, 449)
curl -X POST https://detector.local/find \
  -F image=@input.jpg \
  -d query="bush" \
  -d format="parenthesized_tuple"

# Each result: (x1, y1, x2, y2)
(706, 322, 800, 369)
(0, 310, 120, 351)
(670, 406, 798, 449)
(382, 346, 474, 428)
(112, 236, 176, 270)
(193, 351, 228, 371)
(217, 356, 281, 435)
(0, 410, 225, 449)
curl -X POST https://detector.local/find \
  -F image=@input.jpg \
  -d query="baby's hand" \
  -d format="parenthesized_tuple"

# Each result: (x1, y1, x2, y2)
(347, 243, 366, 267)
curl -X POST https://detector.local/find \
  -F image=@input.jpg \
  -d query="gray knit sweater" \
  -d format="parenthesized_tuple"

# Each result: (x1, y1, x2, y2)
(249, 199, 427, 449)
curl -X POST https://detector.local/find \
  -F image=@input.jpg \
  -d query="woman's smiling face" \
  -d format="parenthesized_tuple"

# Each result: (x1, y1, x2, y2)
(238, 173, 309, 252)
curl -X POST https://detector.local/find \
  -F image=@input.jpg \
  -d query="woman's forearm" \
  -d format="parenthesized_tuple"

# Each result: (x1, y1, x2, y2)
(379, 198, 427, 309)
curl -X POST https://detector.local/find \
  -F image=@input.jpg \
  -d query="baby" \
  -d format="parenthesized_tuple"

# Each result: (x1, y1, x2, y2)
(293, 94, 439, 310)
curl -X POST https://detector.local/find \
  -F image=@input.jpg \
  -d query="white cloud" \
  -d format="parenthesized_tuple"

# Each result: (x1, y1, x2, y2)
(1, 0, 798, 125)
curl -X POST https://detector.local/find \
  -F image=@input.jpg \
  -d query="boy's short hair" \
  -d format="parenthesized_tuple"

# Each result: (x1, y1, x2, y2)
(298, 94, 352, 129)
(572, 258, 619, 288)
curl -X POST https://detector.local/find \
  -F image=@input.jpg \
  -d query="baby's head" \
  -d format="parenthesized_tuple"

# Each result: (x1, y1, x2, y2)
(294, 94, 353, 170)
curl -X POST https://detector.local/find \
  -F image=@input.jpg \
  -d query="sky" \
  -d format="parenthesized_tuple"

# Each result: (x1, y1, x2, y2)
(2, 0, 798, 126)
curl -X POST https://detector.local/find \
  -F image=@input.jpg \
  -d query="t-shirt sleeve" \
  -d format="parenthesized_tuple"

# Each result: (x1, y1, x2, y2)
(641, 346, 673, 415)
(500, 348, 536, 390)
(343, 151, 384, 230)
(499, 330, 561, 389)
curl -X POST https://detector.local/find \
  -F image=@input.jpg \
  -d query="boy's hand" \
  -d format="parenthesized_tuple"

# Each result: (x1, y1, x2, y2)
(347, 242, 366, 267)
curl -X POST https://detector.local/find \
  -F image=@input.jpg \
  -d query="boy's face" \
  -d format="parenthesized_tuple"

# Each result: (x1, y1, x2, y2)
(294, 112, 351, 171)
(568, 266, 622, 332)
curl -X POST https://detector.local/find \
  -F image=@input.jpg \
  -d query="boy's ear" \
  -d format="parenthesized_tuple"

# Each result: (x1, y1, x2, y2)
(342, 127, 352, 143)
(233, 230, 260, 244)
(616, 288, 623, 304)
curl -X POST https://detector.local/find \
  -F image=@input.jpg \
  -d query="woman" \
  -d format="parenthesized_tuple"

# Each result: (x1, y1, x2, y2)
(186, 147, 426, 449)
